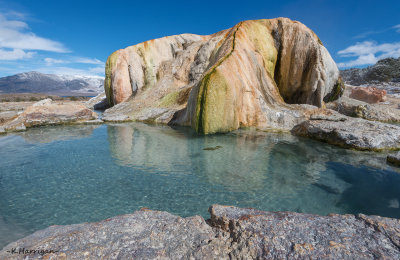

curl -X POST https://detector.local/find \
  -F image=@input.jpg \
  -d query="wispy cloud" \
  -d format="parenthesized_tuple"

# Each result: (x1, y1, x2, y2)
(44, 57, 66, 65)
(0, 12, 69, 61)
(337, 41, 400, 68)
(354, 24, 400, 39)
(0, 48, 36, 60)
(44, 56, 104, 66)
(74, 57, 103, 65)
(36, 66, 104, 77)
(353, 29, 388, 39)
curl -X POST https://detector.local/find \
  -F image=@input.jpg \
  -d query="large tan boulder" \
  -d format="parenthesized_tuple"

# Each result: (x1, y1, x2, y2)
(104, 18, 344, 134)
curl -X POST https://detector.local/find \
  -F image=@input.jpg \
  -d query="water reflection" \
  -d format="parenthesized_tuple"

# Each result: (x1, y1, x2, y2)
(106, 123, 398, 196)
(18, 124, 100, 144)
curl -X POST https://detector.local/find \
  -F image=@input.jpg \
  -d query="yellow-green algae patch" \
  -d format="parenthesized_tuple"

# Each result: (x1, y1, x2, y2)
(158, 91, 180, 107)
(194, 23, 242, 134)
(201, 69, 237, 134)
(105, 51, 120, 106)
(244, 20, 278, 78)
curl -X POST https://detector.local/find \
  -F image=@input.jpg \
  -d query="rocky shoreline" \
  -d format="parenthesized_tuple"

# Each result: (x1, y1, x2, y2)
(1, 205, 399, 259)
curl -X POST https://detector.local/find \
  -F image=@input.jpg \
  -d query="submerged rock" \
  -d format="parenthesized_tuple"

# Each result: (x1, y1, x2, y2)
(387, 152, 400, 167)
(1, 205, 400, 259)
(104, 18, 343, 134)
(292, 110, 400, 150)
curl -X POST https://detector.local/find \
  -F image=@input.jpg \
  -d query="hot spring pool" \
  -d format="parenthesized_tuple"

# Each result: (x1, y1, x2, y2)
(0, 122, 399, 249)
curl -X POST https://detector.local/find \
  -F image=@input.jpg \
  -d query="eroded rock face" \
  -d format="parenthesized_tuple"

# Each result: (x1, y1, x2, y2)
(350, 86, 387, 104)
(1, 205, 400, 259)
(104, 18, 343, 134)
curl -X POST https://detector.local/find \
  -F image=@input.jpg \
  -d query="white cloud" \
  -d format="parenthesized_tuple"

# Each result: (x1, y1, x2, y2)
(36, 65, 105, 77)
(337, 41, 400, 68)
(394, 24, 400, 33)
(44, 57, 66, 65)
(0, 12, 69, 61)
(0, 48, 35, 60)
(74, 57, 103, 65)
(89, 66, 105, 74)
(44, 56, 104, 67)
(337, 54, 377, 68)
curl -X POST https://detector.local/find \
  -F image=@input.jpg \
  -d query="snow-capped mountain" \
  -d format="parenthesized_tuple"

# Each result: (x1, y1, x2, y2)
(0, 71, 104, 95)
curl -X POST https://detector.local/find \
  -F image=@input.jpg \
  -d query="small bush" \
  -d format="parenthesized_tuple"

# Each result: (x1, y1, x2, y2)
(69, 96, 79, 101)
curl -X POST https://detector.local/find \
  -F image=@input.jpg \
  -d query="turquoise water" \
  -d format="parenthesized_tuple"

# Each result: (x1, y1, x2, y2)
(1, 123, 400, 249)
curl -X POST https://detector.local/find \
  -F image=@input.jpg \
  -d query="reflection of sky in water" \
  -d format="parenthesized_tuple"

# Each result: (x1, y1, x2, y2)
(0, 123, 399, 249)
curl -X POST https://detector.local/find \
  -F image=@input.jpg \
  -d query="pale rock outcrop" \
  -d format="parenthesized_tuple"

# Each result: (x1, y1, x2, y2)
(32, 98, 52, 107)
(85, 92, 109, 110)
(1, 205, 400, 259)
(103, 18, 344, 134)
(0, 99, 97, 133)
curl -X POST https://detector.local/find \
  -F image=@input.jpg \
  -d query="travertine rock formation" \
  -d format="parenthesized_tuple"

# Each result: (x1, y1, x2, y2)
(104, 18, 343, 134)
(1, 205, 400, 259)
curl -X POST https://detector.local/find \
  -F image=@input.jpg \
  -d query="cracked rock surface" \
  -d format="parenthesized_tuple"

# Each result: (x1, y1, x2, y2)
(292, 110, 400, 151)
(1, 205, 400, 259)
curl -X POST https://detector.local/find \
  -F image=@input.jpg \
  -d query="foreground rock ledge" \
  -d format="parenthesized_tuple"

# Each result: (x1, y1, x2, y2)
(1, 205, 400, 259)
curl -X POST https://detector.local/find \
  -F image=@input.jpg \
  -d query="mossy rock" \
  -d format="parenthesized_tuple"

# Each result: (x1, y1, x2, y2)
(105, 51, 120, 106)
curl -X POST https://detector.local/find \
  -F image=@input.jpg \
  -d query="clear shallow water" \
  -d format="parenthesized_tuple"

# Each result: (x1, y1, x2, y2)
(0, 123, 400, 249)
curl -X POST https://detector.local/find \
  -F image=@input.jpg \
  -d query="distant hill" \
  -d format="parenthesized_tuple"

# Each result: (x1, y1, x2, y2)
(340, 57, 400, 86)
(0, 71, 104, 95)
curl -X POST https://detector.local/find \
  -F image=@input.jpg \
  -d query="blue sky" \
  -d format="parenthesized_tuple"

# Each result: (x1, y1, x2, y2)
(0, 0, 399, 77)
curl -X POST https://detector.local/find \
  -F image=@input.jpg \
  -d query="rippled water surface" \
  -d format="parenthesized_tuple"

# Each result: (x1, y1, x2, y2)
(1, 123, 400, 248)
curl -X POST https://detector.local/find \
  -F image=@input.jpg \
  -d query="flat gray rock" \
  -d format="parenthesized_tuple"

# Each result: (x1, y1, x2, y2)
(327, 96, 400, 122)
(1, 205, 400, 259)
(292, 114, 400, 150)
